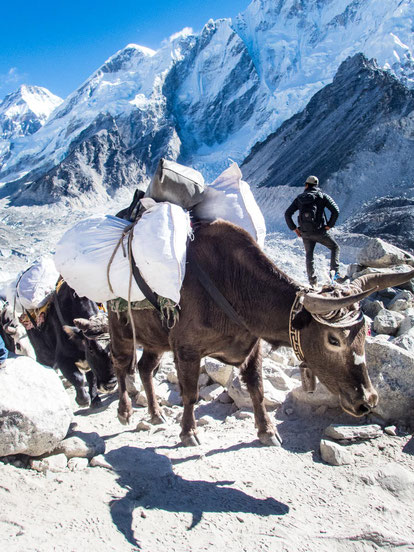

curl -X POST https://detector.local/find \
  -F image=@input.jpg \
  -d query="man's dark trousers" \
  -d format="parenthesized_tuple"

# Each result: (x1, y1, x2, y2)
(301, 230, 340, 283)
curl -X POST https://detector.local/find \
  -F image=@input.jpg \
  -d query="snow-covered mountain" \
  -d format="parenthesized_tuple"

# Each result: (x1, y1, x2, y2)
(0, 85, 63, 164)
(0, 0, 413, 206)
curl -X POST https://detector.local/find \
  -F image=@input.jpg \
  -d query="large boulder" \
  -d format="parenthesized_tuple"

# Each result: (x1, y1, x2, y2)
(366, 337, 414, 423)
(0, 357, 73, 457)
(357, 238, 414, 268)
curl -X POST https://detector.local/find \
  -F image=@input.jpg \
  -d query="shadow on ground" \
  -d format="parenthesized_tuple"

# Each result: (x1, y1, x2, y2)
(106, 446, 289, 547)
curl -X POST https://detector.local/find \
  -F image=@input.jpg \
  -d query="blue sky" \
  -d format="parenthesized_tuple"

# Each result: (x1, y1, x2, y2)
(1, 0, 250, 101)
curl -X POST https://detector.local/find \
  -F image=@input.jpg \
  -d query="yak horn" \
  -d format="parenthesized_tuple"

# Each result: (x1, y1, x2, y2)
(303, 287, 378, 314)
(352, 269, 414, 293)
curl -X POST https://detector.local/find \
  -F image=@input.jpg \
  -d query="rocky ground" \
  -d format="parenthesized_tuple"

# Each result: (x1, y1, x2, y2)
(1, 202, 414, 552)
(1, 348, 414, 552)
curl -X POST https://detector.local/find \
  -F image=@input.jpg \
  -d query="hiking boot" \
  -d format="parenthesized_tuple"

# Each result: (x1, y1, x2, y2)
(332, 272, 348, 284)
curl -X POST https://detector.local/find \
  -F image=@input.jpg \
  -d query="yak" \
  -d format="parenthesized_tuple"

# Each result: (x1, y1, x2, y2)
(108, 220, 414, 445)
(25, 280, 117, 407)
(0, 298, 35, 358)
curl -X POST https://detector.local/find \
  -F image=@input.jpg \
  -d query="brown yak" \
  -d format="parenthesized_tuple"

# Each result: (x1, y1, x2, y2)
(108, 220, 414, 446)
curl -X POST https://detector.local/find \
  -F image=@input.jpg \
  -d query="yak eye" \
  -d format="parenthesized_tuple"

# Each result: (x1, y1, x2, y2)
(328, 335, 340, 347)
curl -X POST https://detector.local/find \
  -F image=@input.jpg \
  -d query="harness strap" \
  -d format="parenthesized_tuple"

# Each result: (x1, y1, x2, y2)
(288, 292, 306, 362)
(52, 291, 67, 327)
(129, 250, 162, 314)
(189, 254, 251, 333)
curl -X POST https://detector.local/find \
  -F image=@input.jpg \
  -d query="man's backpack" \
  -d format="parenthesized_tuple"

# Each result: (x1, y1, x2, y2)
(297, 190, 324, 233)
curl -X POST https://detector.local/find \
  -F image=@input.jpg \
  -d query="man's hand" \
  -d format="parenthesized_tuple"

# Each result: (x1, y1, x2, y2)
(325, 226, 331, 231)
(294, 228, 301, 237)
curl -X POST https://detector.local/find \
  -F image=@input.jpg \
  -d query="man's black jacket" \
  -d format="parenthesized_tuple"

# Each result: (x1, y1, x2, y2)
(284, 187, 339, 232)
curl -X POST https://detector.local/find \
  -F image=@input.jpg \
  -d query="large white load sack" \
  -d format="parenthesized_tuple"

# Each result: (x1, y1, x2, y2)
(7, 256, 59, 312)
(54, 203, 191, 304)
(145, 158, 205, 209)
(192, 163, 266, 247)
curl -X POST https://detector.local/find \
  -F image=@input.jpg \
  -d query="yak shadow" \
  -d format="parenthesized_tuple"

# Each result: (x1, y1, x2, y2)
(106, 445, 289, 548)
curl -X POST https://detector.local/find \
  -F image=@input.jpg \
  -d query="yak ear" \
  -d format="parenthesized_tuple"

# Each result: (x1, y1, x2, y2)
(291, 309, 312, 330)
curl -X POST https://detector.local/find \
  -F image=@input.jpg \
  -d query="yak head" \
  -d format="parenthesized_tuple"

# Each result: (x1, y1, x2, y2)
(63, 313, 117, 393)
(293, 269, 414, 417)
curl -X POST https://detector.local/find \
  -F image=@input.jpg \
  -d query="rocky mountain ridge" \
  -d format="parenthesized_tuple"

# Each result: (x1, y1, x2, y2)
(242, 54, 414, 250)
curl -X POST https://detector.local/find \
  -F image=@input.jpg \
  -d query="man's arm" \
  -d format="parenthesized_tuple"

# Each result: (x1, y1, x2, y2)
(323, 194, 339, 229)
(285, 199, 301, 236)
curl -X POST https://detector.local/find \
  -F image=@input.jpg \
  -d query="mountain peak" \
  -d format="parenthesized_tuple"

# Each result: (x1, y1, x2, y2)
(0, 85, 63, 141)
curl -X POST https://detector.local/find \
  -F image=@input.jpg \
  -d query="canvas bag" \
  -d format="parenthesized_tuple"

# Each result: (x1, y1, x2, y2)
(9, 256, 60, 312)
(145, 158, 205, 210)
(54, 203, 191, 304)
(192, 162, 266, 248)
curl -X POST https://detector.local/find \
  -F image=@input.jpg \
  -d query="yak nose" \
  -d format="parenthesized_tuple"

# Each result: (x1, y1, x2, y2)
(356, 387, 379, 416)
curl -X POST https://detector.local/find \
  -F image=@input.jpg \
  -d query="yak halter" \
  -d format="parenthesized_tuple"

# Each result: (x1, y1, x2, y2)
(289, 292, 306, 362)
(289, 289, 365, 362)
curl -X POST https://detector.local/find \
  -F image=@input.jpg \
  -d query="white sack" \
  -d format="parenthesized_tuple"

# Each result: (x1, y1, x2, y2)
(8, 256, 59, 312)
(192, 162, 266, 247)
(54, 203, 191, 304)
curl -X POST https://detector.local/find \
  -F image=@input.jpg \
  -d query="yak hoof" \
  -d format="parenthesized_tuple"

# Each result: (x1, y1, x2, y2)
(90, 396, 103, 409)
(181, 433, 201, 447)
(151, 413, 166, 425)
(75, 387, 91, 407)
(259, 431, 282, 447)
(117, 412, 132, 426)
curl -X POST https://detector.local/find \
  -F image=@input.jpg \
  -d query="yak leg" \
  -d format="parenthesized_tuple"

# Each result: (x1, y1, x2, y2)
(174, 347, 201, 447)
(138, 350, 164, 424)
(85, 370, 101, 408)
(109, 314, 136, 425)
(56, 356, 90, 407)
(240, 340, 282, 446)
(175, 346, 201, 447)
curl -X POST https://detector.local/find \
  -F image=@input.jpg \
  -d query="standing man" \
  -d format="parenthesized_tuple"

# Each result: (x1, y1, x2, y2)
(285, 175, 340, 287)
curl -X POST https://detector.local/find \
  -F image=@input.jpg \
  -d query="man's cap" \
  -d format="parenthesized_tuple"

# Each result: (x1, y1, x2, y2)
(305, 175, 319, 186)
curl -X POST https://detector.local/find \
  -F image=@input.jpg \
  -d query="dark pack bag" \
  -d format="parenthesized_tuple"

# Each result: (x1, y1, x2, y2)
(297, 191, 323, 233)
(145, 158, 205, 210)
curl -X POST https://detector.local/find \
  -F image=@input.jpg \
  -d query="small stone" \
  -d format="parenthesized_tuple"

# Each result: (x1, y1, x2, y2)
(217, 391, 233, 404)
(89, 455, 113, 470)
(67, 457, 89, 471)
(320, 439, 353, 466)
(30, 453, 68, 473)
(198, 373, 210, 387)
(285, 408, 294, 416)
(373, 309, 405, 336)
(54, 433, 105, 459)
(152, 425, 167, 434)
(384, 426, 398, 436)
(204, 359, 233, 387)
(234, 410, 254, 420)
(136, 421, 151, 431)
(198, 415, 215, 426)
(324, 424, 383, 441)
(135, 392, 148, 407)
(166, 370, 178, 384)
(199, 383, 224, 401)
